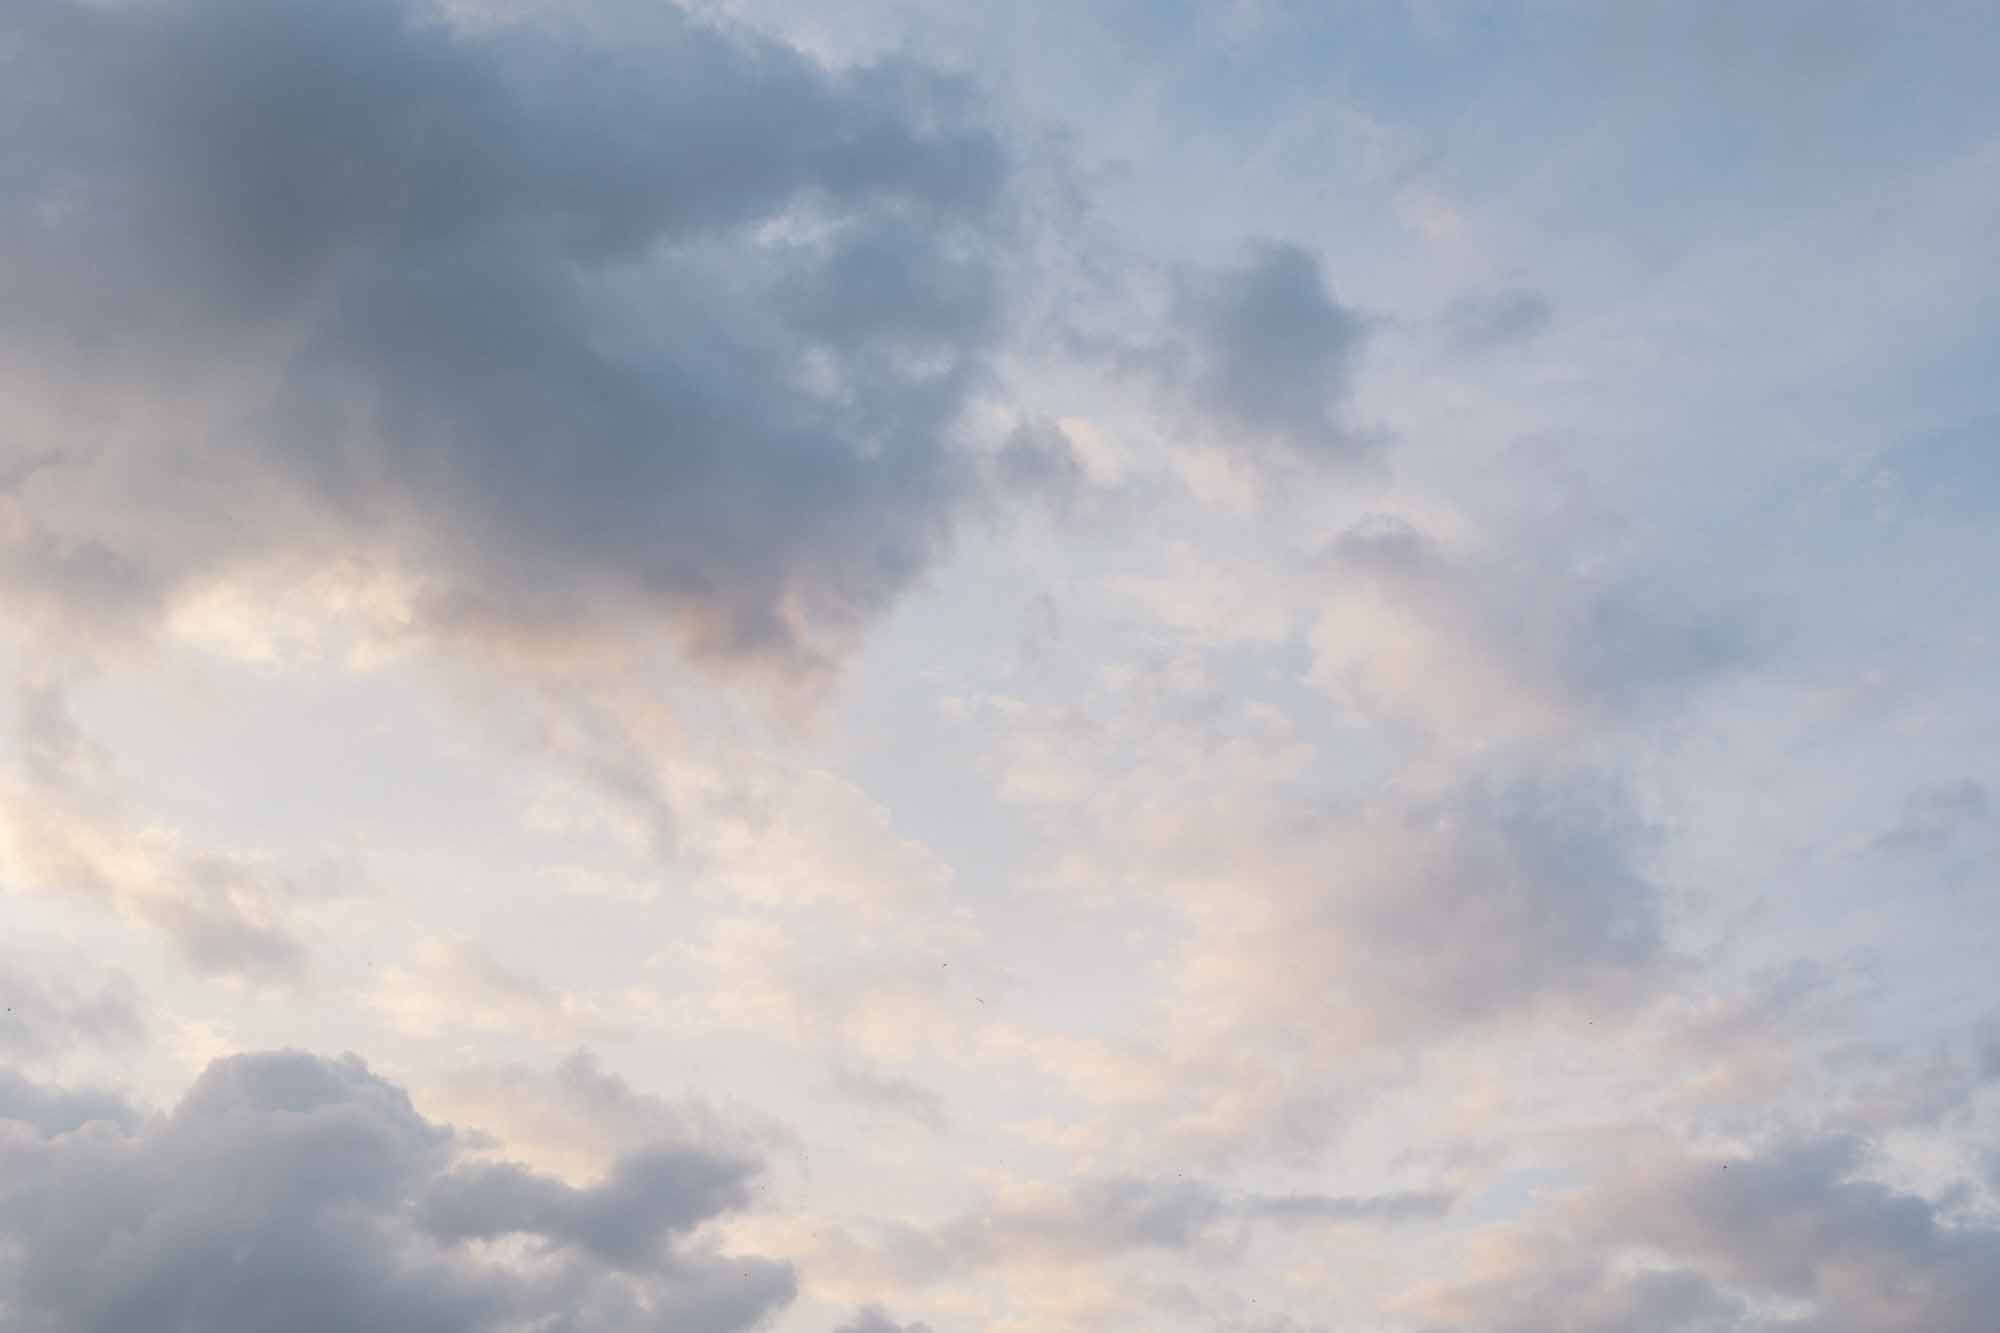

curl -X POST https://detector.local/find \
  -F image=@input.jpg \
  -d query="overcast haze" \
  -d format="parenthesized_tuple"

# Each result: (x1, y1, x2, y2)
(3, 2, 1999, 1330)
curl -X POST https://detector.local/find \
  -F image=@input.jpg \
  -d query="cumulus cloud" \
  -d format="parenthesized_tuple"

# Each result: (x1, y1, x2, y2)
(0, 1050, 793, 1333)
(0, 0, 1012, 678)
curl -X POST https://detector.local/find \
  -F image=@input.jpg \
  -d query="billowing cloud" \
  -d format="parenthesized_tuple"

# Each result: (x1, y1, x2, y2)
(0, 0, 1010, 677)
(0, 1050, 793, 1333)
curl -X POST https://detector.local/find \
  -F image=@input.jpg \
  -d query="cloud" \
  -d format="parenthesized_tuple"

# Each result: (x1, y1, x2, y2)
(0, 684, 317, 983)
(0, 1050, 793, 1333)
(1980, 1017, 2000, 1081)
(428, 1050, 789, 1185)
(1867, 416, 2000, 521)
(0, 953, 144, 1063)
(1240, 1190, 1456, 1225)
(520, 675, 961, 913)
(1871, 779, 1991, 857)
(1412, 1134, 2000, 1333)
(0, 0, 1012, 680)
(1166, 241, 1374, 461)
(851, 1175, 1451, 1285)
(1441, 288, 1555, 355)
(1164, 769, 1667, 1052)
(1310, 514, 1746, 748)
(834, 1309, 936, 1333)
(0, 1069, 140, 1138)
(370, 938, 628, 1043)
(826, 1060, 950, 1131)
(416, 1146, 759, 1270)
(1414, 1258, 1749, 1333)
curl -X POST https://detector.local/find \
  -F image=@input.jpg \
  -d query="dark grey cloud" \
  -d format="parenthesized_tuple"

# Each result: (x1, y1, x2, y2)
(1441, 288, 1556, 355)
(0, 1050, 793, 1333)
(1167, 241, 1374, 460)
(0, 0, 1013, 677)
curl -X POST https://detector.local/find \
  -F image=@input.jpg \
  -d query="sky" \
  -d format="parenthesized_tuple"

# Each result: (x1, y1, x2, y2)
(2, 1, 1999, 1330)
